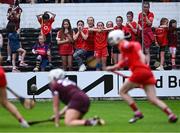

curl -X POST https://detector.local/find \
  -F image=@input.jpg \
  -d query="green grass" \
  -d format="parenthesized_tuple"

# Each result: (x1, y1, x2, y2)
(0, 100, 179, 132)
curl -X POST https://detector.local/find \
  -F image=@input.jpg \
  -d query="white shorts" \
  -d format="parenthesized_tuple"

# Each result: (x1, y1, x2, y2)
(169, 47, 176, 55)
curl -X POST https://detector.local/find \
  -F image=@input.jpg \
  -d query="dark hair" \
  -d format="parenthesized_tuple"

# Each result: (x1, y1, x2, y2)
(42, 13, 50, 20)
(14, 0, 19, 7)
(77, 20, 84, 26)
(116, 16, 123, 22)
(60, 19, 73, 39)
(143, 2, 150, 8)
(126, 11, 134, 18)
(97, 21, 104, 26)
(6, 22, 16, 33)
(160, 17, 168, 25)
(169, 19, 177, 28)
(106, 21, 114, 27)
(87, 17, 94, 23)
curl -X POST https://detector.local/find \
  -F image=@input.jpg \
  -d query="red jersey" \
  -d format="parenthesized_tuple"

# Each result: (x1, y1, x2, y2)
(84, 27, 94, 51)
(74, 29, 88, 49)
(38, 17, 54, 35)
(57, 30, 73, 55)
(168, 28, 178, 47)
(118, 40, 149, 71)
(126, 21, 138, 41)
(94, 30, 108, 50)
(114, 25, 129, 34)
(0, 66, 7, 88)
(155, 26, 168, 46)
(138, 11, 154, 29)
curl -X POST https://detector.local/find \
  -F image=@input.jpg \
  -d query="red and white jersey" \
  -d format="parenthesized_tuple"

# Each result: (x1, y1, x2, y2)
(138, 11, 154, 29)
(0, 66, 7, 88)
(38, 17, 54, 35)
(117, 40, 149, 71)
(114, 25, 129, 34)
(84, 27, 95, 51)
(74, 28, 88, 49)
(94, 30, 108, 50)
(126, 21, 138, 41)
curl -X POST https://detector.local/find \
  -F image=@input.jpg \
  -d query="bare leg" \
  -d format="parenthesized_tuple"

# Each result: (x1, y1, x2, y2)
(67, 55, 73, 71)
(144, 48, 150, 66)
(12, 53, 17, 69)
(102, 57, 107, 70)
(61, 56, 67, 70)
(7, 42, 11, 61)
(96, 57, 101, 71)
(160, 51, 165, 66)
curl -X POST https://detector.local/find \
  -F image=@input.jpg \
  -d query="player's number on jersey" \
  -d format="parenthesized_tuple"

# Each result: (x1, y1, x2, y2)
(58, 79, 76, 87)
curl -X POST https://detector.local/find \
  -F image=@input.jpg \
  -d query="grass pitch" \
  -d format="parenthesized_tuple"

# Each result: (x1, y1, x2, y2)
(0, 100, 179, 132)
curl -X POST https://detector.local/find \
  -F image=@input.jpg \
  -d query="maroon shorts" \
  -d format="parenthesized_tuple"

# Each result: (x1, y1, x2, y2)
(68, 92, 90, 115)
(0, 67, 7, 88)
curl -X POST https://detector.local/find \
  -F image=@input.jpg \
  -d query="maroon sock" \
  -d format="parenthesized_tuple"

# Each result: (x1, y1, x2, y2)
(84, 120, 92, 126)
(129, 102, 138, 112)
(18, 118, 23, 123)
(163, 107, 172, 116)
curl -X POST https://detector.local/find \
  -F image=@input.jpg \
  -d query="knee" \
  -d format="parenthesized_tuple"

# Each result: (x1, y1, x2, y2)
(0, 99, 7, 108)
(148, 96, 157, 105)
(119, 89, 126, 97)
(64, 119, 72, 126)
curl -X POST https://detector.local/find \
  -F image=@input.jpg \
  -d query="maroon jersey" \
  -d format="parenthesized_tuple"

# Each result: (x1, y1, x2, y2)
(49, 78, 89, 105)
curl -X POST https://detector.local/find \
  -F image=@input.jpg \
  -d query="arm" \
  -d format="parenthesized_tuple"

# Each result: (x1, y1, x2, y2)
(102, 27, 114, 31)
(45, 11, 56, 18)
(127, 22, 138, 34)
(53, 93, 60, 127)
(36, 14, 43, 19)
(73, 30, 80, 41)
(81, 30, 88, 40)
(138, 50, 146, 64)
(56, 32, 70, 45)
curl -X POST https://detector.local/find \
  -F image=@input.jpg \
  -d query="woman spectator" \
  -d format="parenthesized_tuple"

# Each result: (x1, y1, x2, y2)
(126, 11, 138, 41)
(168, 19, 178, 69)
(7, 23, 27, 72)
(73, 20, 88, 71)
(56, 19, 74, 71)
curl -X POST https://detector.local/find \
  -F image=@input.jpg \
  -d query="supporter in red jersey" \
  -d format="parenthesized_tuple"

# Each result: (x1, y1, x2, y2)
(32, 34, 50, 71)
(113, 16, 131, 65)
(168, 19, 178, 69)
(48, 69, 105, 127)
(89, 22, 113, 70)
(73, 20, 88, 71)
(0, 54, 29, 128)
(56, 19, 74, 71)
(84, 17, 95, 62)
(36, 11, 56, 67)
(106, 30, 178, 124)
(126, 11, 138, 41)
(154, 18, 169, 70)
(138, 2, 155, 65)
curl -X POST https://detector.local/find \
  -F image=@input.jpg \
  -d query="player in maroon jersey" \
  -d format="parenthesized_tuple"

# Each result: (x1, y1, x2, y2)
(48, 69, 105, 127)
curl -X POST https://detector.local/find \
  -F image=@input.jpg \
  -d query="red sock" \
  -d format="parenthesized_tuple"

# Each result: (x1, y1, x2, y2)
(18, 118, 23, 123)
(163, 107, 172, 116)
(129, 102, 138, 112)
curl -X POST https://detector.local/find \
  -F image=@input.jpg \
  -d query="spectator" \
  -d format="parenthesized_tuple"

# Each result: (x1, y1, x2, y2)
(56, 19, 74, 71)
(6, 1, 22, 62)
(138, 2, 155, 66)
(168, 19, 178, 69)
(32, 34, 50, 71)
(106, 21, 114, 66)
(85, 17, 95, 62)
(155, 17, 169, 70)
(7, 23, 27, 72)
(36, 11, 56, 68)
(113, 16, 131, 65)
(89, 22, 113, 70)
(126, 11, 138, 41)
(73, 20, 88, 71)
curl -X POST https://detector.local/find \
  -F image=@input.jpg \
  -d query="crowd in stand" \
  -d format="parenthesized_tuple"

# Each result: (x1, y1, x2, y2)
(0, 0, 178, 72)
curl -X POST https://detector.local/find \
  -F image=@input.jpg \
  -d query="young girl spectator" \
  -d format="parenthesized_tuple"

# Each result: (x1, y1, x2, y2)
(56, 19, 74, 71)
(36, 11, 56, 68)
(168, 19, 178, 69)
(7, 23, 27, 72)
(126, 11, 138, 41)
(155, 18, 169, 70)
(73, 20, 88, 71)
(90, 22, 113, 70)
(32, 34, 50, 72)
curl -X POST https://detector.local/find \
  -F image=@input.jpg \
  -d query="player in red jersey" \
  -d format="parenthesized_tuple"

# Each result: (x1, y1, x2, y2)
(36, 11, 56, 68)
(89, 22, 113, 70)
(138, 2, 155, 66)
(168, 19, 178, 69)
(154, 18, 169, 70)
(106, 30, 178, 123)
(0, 55, 29, 128)
(126, 11, 138, 41)
(48, 69, 105, 127)
(56, 19, 74, 71)
(73, 20, 88, 71)
(113, 16, 131, 65)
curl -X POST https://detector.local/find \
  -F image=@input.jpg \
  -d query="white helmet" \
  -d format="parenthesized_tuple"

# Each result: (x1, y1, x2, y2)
(108, 30, 125, 46)
(48, 69, 65, 82)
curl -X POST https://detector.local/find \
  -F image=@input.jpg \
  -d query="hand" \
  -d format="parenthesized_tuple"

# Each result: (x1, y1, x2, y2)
(97, 29, 102, 32)
(78, 26, 82, 32)
(143, 12, 146, 16)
